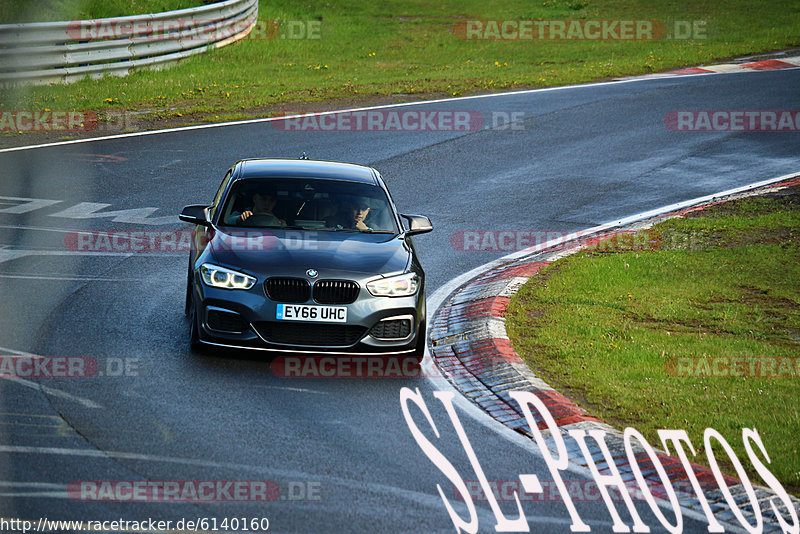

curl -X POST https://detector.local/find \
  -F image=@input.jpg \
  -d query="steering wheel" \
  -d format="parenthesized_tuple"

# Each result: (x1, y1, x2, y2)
(244, 213, 282, 227)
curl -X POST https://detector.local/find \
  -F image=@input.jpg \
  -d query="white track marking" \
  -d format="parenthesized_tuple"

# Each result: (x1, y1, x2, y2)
(254, 386, 329, 394)
(0, 273, 146, 281)
(0, 223, 100, 233)
(0, 249, 176, 265)
(1, 66, 797, 154)
(48, 202, 176, 225)
(0, 375, 102, 409)
(0, 197, 62, 214)
(0, 346, 102, 409)
(0, 445, 616, 528)
(0, 481, 63, 488)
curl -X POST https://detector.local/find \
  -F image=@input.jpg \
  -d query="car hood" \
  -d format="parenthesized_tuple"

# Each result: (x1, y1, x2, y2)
(208, 228, 411, 278)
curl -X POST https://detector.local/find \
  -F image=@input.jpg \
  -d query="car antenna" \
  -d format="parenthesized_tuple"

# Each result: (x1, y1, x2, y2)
(299, 152, 309, 160)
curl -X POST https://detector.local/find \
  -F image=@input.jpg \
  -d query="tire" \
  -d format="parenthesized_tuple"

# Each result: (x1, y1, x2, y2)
(188, 296, 203, 353)
(184, 257, 193, 316)
(411, 321, 427, 361)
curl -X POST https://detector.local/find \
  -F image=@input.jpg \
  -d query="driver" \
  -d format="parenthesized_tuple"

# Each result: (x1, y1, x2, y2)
(227, 189, 286, 226)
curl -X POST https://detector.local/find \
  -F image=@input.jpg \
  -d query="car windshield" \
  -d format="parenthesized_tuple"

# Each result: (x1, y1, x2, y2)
(218, 178, 398, 233)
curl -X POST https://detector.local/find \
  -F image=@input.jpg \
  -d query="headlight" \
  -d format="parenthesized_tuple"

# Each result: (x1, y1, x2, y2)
(367, 272, 419, 297)
(199, 263, 256, 290)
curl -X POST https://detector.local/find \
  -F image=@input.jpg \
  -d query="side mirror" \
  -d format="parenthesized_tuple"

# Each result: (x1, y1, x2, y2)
(401, 214, 433, 236)
(179, 205, 212, 227)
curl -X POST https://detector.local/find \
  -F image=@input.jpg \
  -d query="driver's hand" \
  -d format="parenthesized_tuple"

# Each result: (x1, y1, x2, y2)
(355, 220, 369, 230)
(238, 211, 253, 222)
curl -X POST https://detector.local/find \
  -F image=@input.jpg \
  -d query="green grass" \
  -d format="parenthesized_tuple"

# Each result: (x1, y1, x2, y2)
(2, 0, 799, 132)
(506, 186, 800, 494)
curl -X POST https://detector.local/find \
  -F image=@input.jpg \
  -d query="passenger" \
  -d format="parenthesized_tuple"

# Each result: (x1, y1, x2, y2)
(328, 197, 372, 230)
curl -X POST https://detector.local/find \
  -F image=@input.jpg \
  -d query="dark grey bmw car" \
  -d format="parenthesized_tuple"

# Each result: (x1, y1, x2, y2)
(179, 158, 433, 358)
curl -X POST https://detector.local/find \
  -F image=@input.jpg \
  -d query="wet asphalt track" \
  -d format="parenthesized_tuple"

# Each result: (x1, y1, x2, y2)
(0, 68, 798, 532)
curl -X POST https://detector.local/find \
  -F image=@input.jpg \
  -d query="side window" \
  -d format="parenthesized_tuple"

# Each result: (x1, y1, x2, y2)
(209, 168, 233, 220)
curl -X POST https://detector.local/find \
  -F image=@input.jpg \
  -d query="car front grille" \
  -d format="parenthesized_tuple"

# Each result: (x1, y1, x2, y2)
(370, 318, 412, 339)
(313, 280, 359, 304)
(265, 277, 310, 303)
(253, 322, 367, 347)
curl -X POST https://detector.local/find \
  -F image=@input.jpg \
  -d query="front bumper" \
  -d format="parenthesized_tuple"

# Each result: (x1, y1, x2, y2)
(194, 282, 425, 355)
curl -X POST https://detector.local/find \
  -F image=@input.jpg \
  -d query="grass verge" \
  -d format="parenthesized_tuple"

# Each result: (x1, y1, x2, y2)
(506, 183, 800, 494)
(1, 0, 799, 144)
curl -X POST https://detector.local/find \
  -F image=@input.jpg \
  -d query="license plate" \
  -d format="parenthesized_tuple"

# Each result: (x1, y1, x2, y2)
(276, 304, 347, 323)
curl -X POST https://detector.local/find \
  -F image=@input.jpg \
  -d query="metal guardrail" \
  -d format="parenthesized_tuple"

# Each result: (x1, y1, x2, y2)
(0, 0, 258, 85)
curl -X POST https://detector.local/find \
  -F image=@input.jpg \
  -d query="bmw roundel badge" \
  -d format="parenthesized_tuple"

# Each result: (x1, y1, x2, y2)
(306, 269, 318, 278)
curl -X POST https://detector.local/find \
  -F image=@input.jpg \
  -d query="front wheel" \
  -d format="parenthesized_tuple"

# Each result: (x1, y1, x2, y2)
(184, 258, 193, 316)
(411, 321, 427, 361)
(188, 297, 203, 353)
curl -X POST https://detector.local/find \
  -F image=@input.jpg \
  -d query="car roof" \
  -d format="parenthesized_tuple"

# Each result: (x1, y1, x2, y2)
(236, 158, 379, 185)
